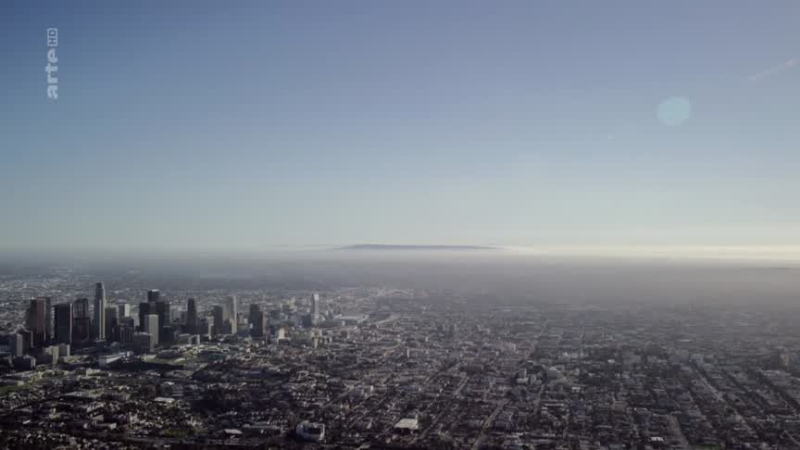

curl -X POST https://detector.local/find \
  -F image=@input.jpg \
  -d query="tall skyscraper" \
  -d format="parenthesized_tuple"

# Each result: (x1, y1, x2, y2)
(224, 296, 238, 334)
(54, 302, 73, 344)
(311, 293, 321, 325)
(105, 306, 119, 342)
(212, 305, 226, 336)
(94, 282, 107, 341)
(72, 298, 91, 343)
(198, 318, 212, 339)
(186, 298, 198, 334)
(44, 297, 52, 342)
(118, 303, 131, 319)
(143, 313, 159, 346)
(9, 333, 24, 357)
(249, 304, 260, 329)
(138, 302, 151, 332)
(147, 289, 160, 303)
(17, 329, 33, 354)
(155, 300, 171, 344)
(95, 282, 106, 302)
(73, 298, 89, 318)
(118, 322, 135, 344)
(250, 304, 266, 338)
(26, 297, 48, 347)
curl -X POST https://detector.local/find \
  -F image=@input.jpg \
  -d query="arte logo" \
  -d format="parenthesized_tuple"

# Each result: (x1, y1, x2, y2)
(46, 28, 59, 100)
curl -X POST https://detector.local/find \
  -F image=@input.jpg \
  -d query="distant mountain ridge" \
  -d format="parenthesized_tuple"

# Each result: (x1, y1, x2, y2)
(337, 244, 496, 251)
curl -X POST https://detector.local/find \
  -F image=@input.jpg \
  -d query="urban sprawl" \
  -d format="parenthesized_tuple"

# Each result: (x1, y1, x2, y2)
(1, 271, 800, 449)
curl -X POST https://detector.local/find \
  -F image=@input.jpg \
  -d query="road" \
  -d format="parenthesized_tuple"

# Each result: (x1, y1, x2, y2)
(470, 400, 507, 450)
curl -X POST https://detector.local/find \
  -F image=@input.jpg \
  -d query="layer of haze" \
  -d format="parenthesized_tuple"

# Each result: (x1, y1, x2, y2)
(2, 251, 799, 308)
(2, 1, 799, 257)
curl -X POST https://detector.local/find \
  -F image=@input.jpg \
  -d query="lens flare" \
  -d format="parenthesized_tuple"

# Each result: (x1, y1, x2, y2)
(657, 97, 693, 126)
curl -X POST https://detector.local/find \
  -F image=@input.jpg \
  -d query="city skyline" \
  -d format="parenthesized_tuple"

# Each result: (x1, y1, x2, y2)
(11, 281, 304, 352)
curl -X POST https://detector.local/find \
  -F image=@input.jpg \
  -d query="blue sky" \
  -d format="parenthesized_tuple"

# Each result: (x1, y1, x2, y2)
(2, 1, 799, 251)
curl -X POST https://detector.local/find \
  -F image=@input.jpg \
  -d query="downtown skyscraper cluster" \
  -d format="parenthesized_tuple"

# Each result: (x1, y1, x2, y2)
(8, 283, 326, 370)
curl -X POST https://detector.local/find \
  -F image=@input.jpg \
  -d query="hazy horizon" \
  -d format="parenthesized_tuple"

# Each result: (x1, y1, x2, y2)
(5, 244, 800, 266)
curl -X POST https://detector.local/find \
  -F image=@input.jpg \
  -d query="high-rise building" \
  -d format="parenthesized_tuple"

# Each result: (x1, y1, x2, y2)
(18, 329, 33, 353)
(44, 297, 52, 342)
(72, 318, 91, 343)
(54, 302, 73, 344)
(212, 305, 226, 336)
(224, 296, 238, 334)
(138, 302, 151, 332)
(198, 318, 212, 339)
(73, 298, 89, 318)
(147, 289, 160, 303)
(118, 322, 135, 344)
(118, 316, 135, 345)
(9, 333, 24, 357)
(118, 303, 131, 319)
(143, 313, 159, 345)
(119, 316, 135, 328)
(133, 332, 155, 353)
(26, 297, 48, 347)
(251, 309, 266, 338)
(105, 306, 119, 342)
(93, 282, 106, 341)
(249, 304, 260, 329)
(311, 293, 321, 325)
(161, 325, 176, 344)
(155, 300, 171, 344)
(186, 298, 198, 334)
(72, 297, 91, 343)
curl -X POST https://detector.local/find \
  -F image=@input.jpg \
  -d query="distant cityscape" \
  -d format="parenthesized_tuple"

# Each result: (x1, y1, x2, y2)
(7, 283, 296, 367)
(2, 266, 800, 449)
